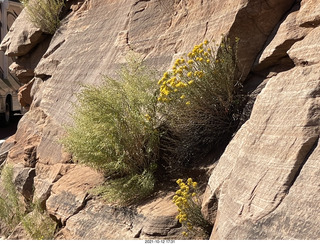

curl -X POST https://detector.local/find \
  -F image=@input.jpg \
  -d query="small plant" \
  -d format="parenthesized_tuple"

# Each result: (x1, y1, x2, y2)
(0, 165, 56, 239)
(159, 36, 242, 166)
(20, 0, 64, 34)
(63, 54, 161, 205)
(21, 200, 56, 240)
(173, 178, 212, 239)
(0, 165, 24, 233)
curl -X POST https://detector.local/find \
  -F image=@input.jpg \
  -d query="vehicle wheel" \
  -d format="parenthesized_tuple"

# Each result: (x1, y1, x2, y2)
(0, 102, 11, 127)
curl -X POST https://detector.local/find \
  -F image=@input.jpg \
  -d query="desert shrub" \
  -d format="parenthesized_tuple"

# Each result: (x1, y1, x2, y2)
(20, 0, 64, 34)
(0, 165, 24, 233)
(21, 200, 56, 240)
(63, 54, 161, 205)
(0, 165, 56, 239)
(158, 36, 242, 166)
(173, 178, 212, 239)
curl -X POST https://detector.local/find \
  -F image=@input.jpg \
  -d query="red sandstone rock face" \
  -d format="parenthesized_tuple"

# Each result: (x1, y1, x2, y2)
(203, 0, 320, 240)
(3, 0, 318, 240)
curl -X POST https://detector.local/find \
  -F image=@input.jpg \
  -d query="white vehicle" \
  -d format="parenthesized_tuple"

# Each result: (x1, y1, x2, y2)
(0, 0, 22, 126)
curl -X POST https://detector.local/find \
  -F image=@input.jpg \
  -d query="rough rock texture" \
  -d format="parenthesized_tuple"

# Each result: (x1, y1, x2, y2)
(56, 194, 180, 240)
(203, 0, 320, 240)
(0, 10, 46, 57)
(2, 0, 319, 240)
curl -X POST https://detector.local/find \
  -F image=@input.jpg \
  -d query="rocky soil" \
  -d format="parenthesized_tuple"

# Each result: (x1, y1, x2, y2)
(0, 0, 319, 240)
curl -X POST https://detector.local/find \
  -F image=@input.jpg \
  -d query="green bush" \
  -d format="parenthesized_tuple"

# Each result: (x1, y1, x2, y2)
(20, 0, 64, 34)
(0, 165, 56, 239)
(21, 200, 56, 240)
(0, 165, 24, 234)
(63, 54, 161, 205)
(158, 36, 243, 166)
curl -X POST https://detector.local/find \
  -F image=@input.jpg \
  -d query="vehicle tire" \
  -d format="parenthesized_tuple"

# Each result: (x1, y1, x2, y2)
(0, 102, 11, 127)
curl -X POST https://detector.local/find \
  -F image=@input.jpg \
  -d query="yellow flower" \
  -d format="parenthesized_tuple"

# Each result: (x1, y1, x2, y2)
(187, 72, 193, 77)
(162, 88, 169, 96)
(176, 179, 183, 185)
(180, 94, 186, 99)
(186, 101, 191, 105)
(188, 80, 194, 85)
(188, 60, 194, 65)
(197, 71, 204, 78)
(207, 48, 212, 53)
(204, 39, 209, 45)
(187, 178, 193, 185)
(176, 82, 187, 88)
(192, 182, 197, 188)
(206, 59, 210, 63)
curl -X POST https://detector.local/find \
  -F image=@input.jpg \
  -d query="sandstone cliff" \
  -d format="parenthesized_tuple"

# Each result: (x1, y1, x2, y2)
(0, 0, 319, 240)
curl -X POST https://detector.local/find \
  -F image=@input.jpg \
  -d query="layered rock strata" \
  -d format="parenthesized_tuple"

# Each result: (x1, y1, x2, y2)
(2, 0, 316, 240)
(203, 0, 320, 239)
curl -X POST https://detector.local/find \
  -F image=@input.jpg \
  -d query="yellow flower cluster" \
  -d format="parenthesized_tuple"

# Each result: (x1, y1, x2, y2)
(173, 178, 199, 236)
(157, 40, 214, 105)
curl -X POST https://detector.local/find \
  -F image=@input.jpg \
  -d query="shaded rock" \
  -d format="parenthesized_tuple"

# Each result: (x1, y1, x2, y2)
(12, 164, 35, 201)
(57, 193, 182, 240)
(297, 0, 320, 27)
(0, 10, 45, 57)
(9, 62, 34, 85)
(253, 2, 310, 73)
(33, 163, 75, 206)
(18, 80, 34, 109)
(9, 36, 52, 84)
(138, 193, 181, 238)
(46, 166, 104, 224)
(7, 108, 46, 166)
(56, 201, 144, 240)
(141, 216, 179, 238)
(227, 0, 295, 78)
